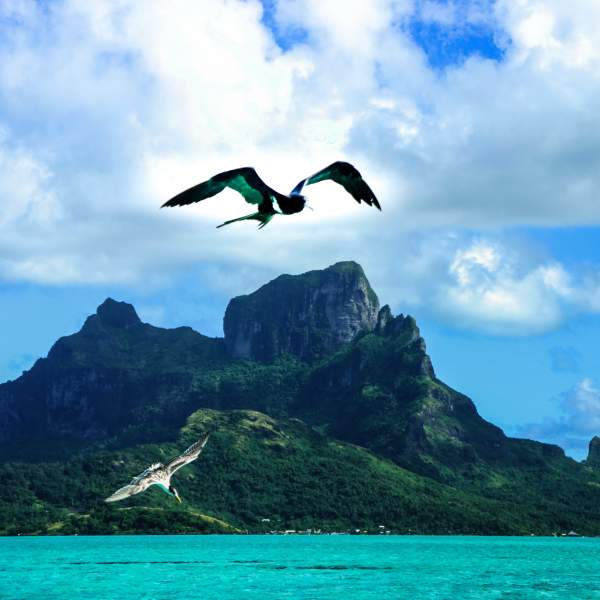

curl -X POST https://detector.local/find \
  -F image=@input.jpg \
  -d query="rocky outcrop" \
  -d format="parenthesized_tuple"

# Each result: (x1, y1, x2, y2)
(223, 261, 380, 362)
(88, 298, 141, 329)
(587, 436, 600, 467)
(376, 308, 435, 377)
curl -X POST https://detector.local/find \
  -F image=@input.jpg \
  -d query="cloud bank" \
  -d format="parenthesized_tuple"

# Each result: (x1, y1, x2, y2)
(1, 0, 600, 334)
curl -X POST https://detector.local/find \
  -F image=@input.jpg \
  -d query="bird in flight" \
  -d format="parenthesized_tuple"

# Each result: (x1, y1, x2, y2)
(105, 433, 210, 504)
(162, 161, 380, 228)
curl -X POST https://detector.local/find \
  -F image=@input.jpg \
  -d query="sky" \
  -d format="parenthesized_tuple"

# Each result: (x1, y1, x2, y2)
(1, 0, 599, 459)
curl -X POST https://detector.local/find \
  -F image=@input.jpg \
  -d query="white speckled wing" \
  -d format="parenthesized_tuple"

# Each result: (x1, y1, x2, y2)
(105, 483, 146, 502)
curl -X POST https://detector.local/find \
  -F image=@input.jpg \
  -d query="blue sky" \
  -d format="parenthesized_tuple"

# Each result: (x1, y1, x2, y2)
(1, 0, 600, 459)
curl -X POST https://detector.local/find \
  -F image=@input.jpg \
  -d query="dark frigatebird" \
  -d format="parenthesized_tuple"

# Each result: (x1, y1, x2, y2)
(161, 161, 380, 228)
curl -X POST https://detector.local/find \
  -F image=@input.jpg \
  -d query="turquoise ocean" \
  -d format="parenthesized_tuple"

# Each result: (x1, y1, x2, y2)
(1, 535, 599, 599)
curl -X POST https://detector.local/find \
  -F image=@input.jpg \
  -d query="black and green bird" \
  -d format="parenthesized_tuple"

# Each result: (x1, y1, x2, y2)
(161, 161, 380, 228)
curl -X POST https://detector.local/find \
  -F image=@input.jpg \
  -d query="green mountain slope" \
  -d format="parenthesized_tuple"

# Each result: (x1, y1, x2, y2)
(3, 409, 598, 536)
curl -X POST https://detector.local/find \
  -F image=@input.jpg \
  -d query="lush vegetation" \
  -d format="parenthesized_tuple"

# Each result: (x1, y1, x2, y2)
(1, 409, 599, 536)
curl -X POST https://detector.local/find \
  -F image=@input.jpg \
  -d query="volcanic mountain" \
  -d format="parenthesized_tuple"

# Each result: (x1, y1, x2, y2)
(0, 262, 598, 535)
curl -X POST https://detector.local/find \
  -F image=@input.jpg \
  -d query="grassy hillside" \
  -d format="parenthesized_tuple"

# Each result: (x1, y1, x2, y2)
(2, 409, 599, 536)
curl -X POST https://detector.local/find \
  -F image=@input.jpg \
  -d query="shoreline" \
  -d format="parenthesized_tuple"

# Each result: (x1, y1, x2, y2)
(2, 532, 593, 538)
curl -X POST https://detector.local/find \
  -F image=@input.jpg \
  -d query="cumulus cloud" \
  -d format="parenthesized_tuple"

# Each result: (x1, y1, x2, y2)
(368, 234, 600, 335)
(440, 244, 569, 333)
(0, 129, 61, 228)
(1, 0, 600, 335)
(419, 1, 457, 26)
(497, 0, 600, 68)
(417, 0, 495, 29)
(518, 378, 600, 459)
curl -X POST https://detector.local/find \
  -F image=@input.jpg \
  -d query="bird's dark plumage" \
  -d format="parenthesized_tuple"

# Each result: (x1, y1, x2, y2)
(163, 168, 283, 208)
(162, 161, 380, 228)
(300, 161, 381, 210)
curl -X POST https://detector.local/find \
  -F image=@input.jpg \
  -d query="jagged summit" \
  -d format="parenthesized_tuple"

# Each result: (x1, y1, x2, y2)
(224, 261, 380, 362)
(94, 298, 141, 329)
(78, 298, 141, 337)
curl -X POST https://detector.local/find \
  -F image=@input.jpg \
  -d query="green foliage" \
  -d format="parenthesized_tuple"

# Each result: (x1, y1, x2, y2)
(1, 409, 599, 536)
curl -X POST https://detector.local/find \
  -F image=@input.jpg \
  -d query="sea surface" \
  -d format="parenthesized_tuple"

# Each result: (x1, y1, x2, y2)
(1, 535, 599, 599)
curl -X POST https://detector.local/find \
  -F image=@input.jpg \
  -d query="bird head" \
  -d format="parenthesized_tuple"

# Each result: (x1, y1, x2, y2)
(290, 193, 311, 211)
(169, 485, 182, 503)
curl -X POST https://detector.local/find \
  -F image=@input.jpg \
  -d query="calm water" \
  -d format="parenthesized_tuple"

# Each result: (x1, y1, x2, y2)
(1, 535, 599, 599)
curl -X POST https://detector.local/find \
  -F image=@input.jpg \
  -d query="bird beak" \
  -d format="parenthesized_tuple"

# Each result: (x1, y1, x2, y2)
(175, 491, 182, 504)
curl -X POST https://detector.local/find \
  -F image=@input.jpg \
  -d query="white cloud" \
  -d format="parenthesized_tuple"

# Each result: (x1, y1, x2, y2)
(415, 0, 496, 29)
(419, 1, 457, 26)
(518, 378, 600, 459)
(0, 129, 61, 228)
(1, 0, 600, 336)
(443, 248, 567, 334)
(497, 0, 600, 68)
(368, 234, 600, 335)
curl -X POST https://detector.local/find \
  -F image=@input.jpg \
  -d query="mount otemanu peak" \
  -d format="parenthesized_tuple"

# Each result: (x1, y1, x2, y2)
(161, 161, 380, 229)
(0, 261, 599, 535)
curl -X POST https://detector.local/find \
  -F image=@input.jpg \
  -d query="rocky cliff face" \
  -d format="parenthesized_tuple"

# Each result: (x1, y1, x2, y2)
(293, 304, 509, 476)
(587, 436, 600, 467)
(223, 261, 380, 362)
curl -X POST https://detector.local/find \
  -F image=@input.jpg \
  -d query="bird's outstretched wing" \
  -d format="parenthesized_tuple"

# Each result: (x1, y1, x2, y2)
(104, 483, 147, 502)
(162, 168, 284, 210)
(294, 161, 380, 209)
(165, 433, 210, 476)
(105, 463, 165, 503)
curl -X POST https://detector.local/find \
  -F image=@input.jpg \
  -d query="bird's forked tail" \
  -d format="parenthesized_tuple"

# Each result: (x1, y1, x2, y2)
(216, 211, 274, 229)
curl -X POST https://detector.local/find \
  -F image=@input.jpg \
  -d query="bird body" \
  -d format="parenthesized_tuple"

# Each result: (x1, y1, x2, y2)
(105, 433, 210, 503)
(162, 161, 379, 228)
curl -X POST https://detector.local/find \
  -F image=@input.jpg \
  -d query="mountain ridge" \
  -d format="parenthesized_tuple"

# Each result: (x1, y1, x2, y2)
(0, 261, 599, 534)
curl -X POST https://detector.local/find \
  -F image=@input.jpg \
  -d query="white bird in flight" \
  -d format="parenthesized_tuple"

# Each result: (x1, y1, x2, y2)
(105, 433, 210, 504)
